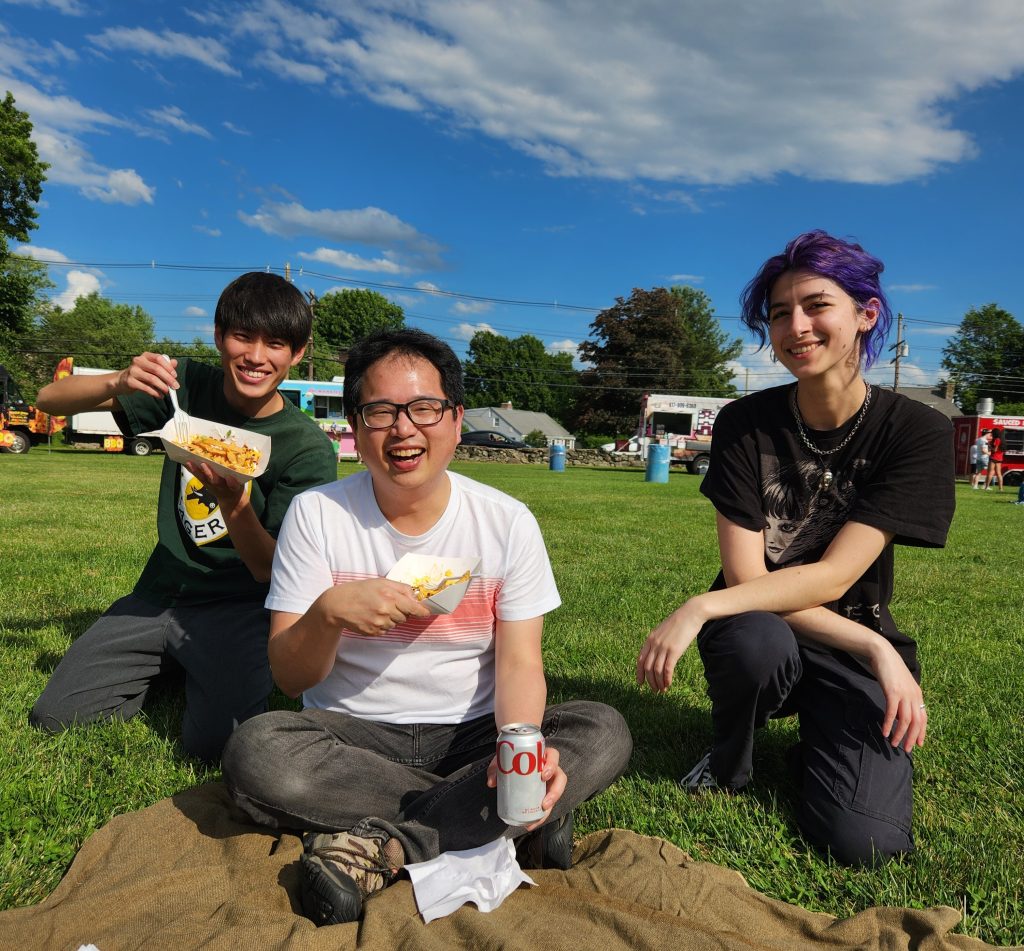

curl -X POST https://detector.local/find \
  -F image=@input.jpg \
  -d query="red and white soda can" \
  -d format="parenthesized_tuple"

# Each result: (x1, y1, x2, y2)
(496, 722, 546, 825)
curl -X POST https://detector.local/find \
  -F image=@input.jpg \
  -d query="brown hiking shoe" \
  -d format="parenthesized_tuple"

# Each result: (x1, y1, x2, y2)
(300, 831, 405, 926)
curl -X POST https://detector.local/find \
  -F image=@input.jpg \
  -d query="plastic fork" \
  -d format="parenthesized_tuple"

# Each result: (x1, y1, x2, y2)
(162, 354, 189, 444)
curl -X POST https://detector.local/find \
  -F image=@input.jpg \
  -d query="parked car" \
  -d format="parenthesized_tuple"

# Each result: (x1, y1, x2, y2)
(460, 430, 528, 449)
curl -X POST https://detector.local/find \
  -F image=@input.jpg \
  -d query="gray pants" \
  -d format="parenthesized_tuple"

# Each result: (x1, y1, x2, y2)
(29, 592, 273, 763)
(698, 611, 915, 864)
(222, 700, 633, 863)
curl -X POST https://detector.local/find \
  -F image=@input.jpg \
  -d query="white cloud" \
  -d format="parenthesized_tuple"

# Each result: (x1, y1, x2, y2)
(298, 246, 408, 274)
(546, 338, 579, 356)
(183, 306, 207, 317)
(223, 120, 251, 135)
(865, 361, 931, 388)
(80, 167, 154, 204)
(146, 105, 212, 138)
(912, 325, 958, 337)
(235, 0, 1024, 186)
(452, 299, 493, 315)
(415, 281, 442, 294)
(452, 322, 499, 341)
(258, 49, 328, 84)
(2, 0, 87, 15)
(53, 269, 101, 309)
(239, 200, 444, 270)
(888, 283, 938, 293)
(88, 26, 239, 77)
(193, 224, 222, 237)
(14, 244, 69, 263)
(1, 77, 156, 205)
(667, 273, 703, 284)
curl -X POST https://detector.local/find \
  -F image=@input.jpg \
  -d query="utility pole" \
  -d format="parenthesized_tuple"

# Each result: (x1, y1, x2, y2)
(306, 290, 317, 381)
(889, 312, 907, 391)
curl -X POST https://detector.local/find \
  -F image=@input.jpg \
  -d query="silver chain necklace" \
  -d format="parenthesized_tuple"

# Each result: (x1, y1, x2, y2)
(790, 381, 872, 491)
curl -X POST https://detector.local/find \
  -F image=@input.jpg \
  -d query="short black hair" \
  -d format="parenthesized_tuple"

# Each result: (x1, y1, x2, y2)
(215, 272, 312, 353)
(343, 328, 465, 417)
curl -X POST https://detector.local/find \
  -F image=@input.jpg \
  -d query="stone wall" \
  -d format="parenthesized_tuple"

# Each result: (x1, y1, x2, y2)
(453, 445, 641, 468)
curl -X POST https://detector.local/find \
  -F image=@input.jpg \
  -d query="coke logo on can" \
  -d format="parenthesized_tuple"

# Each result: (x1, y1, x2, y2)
(497, 723, 546, 826)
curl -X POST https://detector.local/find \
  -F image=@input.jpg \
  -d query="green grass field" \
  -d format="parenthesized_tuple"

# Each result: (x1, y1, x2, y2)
(1, 447, 1022, 944)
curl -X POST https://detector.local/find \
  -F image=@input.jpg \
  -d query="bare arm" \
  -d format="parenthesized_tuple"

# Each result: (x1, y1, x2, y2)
(487, 616, 565, 825)
(267, 580, 431, 697)
(637, 512, 926, 750)
(35, 352, 179, 415)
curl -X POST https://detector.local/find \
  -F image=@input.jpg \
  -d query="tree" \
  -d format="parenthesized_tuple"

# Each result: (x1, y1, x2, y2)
(1, 92, 48, 260)
(572, 285, 741, 435)
(309, 288, 404, 379)
(20, 293, 155, 394)
(462, 331, 576, 421)
(940, 304, 1024, 412)
(0, 252, 52, 336)
(156, 336, 221, 366)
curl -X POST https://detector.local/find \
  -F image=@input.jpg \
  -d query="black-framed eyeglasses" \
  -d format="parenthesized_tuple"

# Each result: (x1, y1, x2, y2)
(355, 398, 455, 430)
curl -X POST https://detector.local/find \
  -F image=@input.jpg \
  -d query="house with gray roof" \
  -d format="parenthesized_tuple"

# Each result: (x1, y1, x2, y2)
(894, 383, 960, 419)
(462, 402, 576, 448)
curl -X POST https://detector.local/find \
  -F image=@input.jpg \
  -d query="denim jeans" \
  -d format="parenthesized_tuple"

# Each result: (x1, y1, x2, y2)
(698, 611, 914, 864)
(222, 700, 632, 863)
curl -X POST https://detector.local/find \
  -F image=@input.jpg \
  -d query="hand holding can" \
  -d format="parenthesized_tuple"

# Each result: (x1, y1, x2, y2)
(496, 723, 546, 826)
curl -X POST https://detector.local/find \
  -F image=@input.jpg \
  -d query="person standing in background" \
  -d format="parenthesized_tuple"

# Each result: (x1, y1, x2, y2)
(984, 427, 1004, 491)
(971, 430, 990, 489)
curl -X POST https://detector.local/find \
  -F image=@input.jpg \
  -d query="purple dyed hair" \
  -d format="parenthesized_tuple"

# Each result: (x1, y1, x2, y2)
(740, 230, 893, 370)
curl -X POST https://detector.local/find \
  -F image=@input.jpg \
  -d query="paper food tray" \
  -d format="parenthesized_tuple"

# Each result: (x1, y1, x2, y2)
(143, 415, 271, 483)
(387, 553, 480, 615)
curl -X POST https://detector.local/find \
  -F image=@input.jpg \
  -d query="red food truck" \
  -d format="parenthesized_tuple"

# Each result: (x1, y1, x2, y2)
(952, 406, 1024, 485)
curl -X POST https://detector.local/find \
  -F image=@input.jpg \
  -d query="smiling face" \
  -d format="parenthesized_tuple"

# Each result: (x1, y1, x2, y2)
(768, 270, 878, 387)
(215, 327, 305, 418)
(351, 353, 464, 522)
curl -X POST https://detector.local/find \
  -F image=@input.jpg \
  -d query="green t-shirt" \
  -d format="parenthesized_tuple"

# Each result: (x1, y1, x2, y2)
(116, 359, 337, 607)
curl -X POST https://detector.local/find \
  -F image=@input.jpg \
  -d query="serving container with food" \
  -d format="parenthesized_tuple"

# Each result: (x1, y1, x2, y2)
(386, 553, 480, 615)
(144, 414, 271, 482)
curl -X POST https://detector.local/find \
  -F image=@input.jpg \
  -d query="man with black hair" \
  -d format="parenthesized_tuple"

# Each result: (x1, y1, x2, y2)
(222, 328, 632, 926)
(30, 272, 337, 762)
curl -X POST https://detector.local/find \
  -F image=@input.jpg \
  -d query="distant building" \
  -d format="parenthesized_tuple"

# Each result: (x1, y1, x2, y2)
(462, 402, 575, 449)
(894, 382, 960, 419)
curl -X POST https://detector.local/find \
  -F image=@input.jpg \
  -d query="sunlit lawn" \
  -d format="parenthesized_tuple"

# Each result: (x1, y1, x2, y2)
(1, 446, 1021, 944)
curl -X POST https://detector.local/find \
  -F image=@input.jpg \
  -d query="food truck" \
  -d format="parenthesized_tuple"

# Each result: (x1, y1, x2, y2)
(605, 392, 734, 474)
(952, 402, 1024, 485)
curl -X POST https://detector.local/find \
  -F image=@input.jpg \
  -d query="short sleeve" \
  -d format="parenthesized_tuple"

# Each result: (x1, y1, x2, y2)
(260, 442, 338, 538)
(494, 509, 561, 622)
(700, 398, 768, 532)
(848, 405, 954, 548)
(266, 491, 335, 614)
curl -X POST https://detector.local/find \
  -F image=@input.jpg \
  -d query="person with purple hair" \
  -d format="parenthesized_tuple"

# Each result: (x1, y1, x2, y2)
(636, 230, 955, 864)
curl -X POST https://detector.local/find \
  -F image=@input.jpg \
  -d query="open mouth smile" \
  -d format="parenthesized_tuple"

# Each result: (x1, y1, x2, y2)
(788, 341, 823, 356)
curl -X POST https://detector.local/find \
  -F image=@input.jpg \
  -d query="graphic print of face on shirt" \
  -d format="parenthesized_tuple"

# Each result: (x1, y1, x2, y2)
(760, 455, 862, 565)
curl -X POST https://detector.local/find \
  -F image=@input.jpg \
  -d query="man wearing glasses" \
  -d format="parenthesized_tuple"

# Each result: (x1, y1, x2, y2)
(222, 328, 632, 926)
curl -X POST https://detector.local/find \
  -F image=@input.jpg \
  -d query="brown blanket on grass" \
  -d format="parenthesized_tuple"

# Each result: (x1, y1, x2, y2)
(0, 783, 1002, 951)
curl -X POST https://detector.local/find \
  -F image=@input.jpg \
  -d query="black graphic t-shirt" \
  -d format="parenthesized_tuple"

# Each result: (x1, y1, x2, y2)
(116, 359, 337, 607)
(700, 384, 955, 674)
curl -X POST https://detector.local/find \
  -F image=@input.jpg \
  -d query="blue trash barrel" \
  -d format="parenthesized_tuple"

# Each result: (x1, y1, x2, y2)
(645, 443, 670, 483)
(549, 444, 566, 472)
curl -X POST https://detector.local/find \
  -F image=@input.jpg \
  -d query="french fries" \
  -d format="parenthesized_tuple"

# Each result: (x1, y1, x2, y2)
(411, 569, 471, 601)
(176, 434, 262, 475)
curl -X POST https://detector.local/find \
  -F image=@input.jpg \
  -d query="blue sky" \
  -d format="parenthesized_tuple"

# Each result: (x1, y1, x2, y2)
(3, 0, 1024, 396)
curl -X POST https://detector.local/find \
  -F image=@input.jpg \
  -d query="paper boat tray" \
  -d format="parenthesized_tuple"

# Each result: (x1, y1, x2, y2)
(145, 415, 271, 483)
(387, 553, 480, 615)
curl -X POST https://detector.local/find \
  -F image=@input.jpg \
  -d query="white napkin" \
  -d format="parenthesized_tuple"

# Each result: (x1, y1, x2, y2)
(404, 836, 536, 923)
